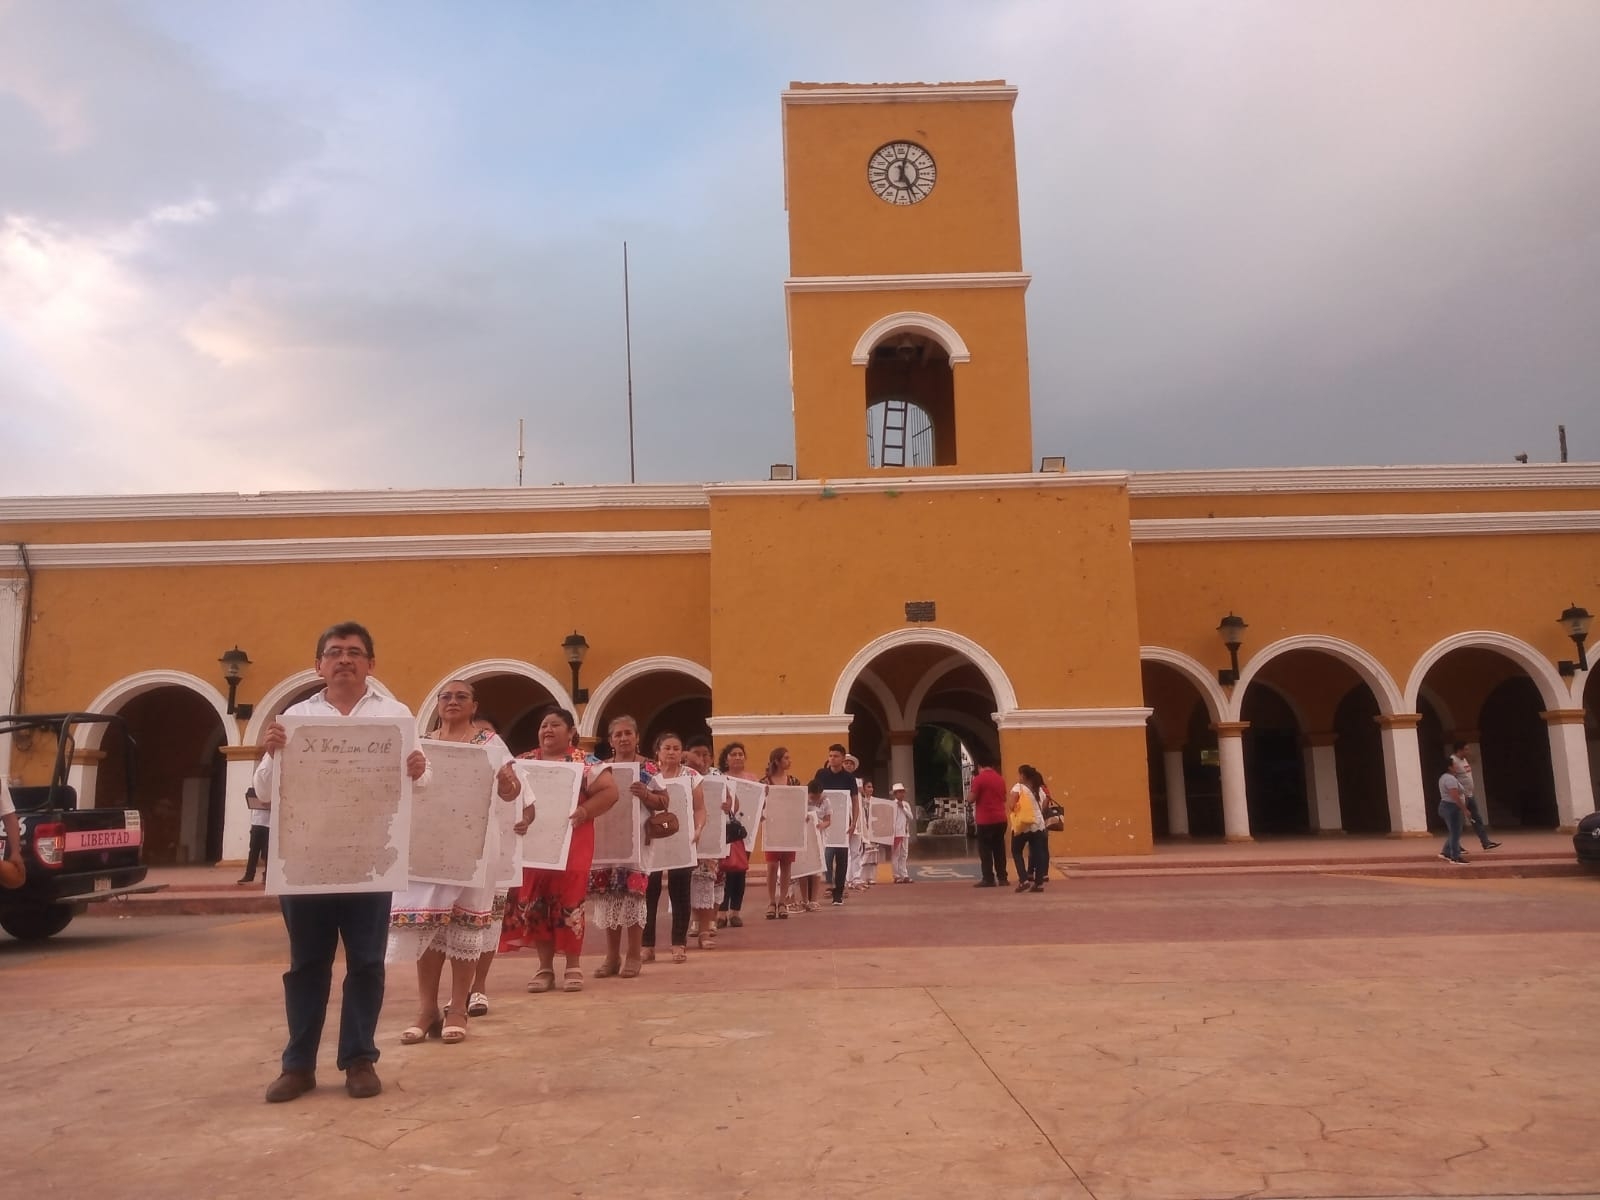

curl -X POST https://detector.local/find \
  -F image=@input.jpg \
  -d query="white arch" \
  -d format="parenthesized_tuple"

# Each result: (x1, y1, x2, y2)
(1403, 631, 1570, 713)
(578, 656, 713, 739)
(829, 628, 1017, 718)
(415, 658, 573, 737)
(1416, 684, 1457, 733)
(850, 311, 972, 366)
(849, 667, 907, 730)
(81, 669, 239, 750)
(1232, 635, 1405, 722)
(1139, 646, 1229, 726)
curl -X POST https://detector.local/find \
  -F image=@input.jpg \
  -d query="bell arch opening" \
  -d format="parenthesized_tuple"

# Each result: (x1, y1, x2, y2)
(864, 333, 956, 468)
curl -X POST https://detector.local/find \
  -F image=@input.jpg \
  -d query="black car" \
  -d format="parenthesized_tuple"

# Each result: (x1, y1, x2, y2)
(1575, 810, 1600, 870)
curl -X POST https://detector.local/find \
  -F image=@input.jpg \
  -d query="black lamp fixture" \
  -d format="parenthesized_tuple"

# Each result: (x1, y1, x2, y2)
(1216, 613, 1247, 686)
(1557, 603, 1592, 677)
(219, 646, 253, 719)
(562, 631, 591, 705)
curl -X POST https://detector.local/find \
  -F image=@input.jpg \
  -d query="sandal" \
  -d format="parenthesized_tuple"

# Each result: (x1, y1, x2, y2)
(641, 947, 656, 963)
(593, 957, 622, 978)
(466, 992, 489, 1017)
(698, 928, 717, 950)
(777, 906, 788, 920)
(441, 1017, 468, 1044)
(765, 904, 778, 921)
(527, 969, 556, 993)
(671, 946, 687, 964)
(563, 967, 584, 992)
(400, 1014, 442, 1044)
(619, 955, 642, 978)
(729, 914, 744, 928)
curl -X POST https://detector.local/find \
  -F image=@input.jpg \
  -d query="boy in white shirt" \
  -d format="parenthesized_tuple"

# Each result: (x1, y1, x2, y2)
(889, 783, 913, 883)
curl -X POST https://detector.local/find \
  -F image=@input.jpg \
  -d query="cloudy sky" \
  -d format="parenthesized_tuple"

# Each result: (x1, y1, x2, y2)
(2, 0, 1597, 496)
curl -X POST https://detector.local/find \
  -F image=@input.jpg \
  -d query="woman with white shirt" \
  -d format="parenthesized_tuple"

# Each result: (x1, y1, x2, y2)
(1007, 764, 1051, 893)
(889, 783, 914, 883)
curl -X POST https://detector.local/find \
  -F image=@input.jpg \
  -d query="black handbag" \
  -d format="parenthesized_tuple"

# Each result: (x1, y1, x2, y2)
(725, 816, 748, 843)
(1042, 801, 1065, 832)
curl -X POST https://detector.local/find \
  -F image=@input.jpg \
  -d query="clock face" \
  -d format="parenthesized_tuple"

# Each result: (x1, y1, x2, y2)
(867, 141, 936, 205)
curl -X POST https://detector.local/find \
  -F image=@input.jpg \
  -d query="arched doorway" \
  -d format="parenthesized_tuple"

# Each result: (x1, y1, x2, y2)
(94, 683, 229, 864)
(582, 657, 712, 759)
(864, 332, 954, 467)
(1140, 652, 1226, 839)
(1408, 640, 1563, 831)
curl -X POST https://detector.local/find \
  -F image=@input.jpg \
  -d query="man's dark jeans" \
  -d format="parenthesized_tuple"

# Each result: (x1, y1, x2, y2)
(825, 846, 848, 901)
(279, 891, 390, 1072)
(975, 822, 1009, 884)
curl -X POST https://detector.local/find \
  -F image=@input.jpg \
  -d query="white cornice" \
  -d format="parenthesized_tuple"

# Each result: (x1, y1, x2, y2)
(708, 714, 855, 736)
(1128, 463, 1600, 497)
(782, 84, 1017, 106)
(0, 530, 710, 569)
(995, 707, 1153, 730)
(0, 483, 709, 523)
(786, 272, 1030, 294)
(1131, 510, 1600, 543)
(707, 472, 1129, 499)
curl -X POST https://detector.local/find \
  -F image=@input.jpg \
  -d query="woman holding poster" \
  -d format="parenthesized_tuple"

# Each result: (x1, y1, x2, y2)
(642, 732, 706, 965)
(760, 747, 801, 921)
(390, 680, 522, 1044)
(589, 714, 655, 980)
(500, 707, 619, 994)
(715, 742, 757, 930)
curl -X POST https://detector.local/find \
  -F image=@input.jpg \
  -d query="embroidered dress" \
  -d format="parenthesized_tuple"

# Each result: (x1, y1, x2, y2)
(500, 745, 603, 956)
(587, 757, 655, 930)
(387, 729, 509, 963)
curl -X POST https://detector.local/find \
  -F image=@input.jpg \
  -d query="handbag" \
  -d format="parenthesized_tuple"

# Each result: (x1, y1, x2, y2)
(644, 810, 680, 842)
(1042, 800, 1065, 832)
(725, 815, 748, 843)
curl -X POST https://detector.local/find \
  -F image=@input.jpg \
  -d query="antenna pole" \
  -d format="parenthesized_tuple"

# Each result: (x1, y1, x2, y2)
(624, 241, 637, 484)
(1558, 424, 1568, 463)
(517, 418, 525, 486)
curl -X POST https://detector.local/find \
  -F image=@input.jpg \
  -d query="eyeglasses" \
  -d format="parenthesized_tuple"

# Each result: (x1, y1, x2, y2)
(437, 691, 473, 702)
(320, 647, 371, 661)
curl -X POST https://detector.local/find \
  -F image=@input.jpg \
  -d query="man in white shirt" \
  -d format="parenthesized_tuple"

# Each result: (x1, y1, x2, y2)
(1449, 742, 1501, 851)
(253, 621, 429, 1104)
(236, 787, 271, 885)
(889, 783, 914, 883)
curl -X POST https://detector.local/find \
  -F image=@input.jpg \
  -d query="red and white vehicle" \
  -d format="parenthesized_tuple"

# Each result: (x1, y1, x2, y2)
(1, 713, 163, 940)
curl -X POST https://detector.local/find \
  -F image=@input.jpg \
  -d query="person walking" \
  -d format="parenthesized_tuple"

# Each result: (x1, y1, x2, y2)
(1437, 760, 1470, 865)
(889, 783, 913, 883)
(642, 732, 705, 964)
(254, 621, 431, 1104)
(1008, 765, 1051, 892)
(761, 747, 800, 920)
(237, 787, 270, 884)
(811, 744, 858, 906)
(968, 756, 1009, 887)
(1450, 742, 1501, 851)
(589, 715, 655, 979)
(716, 742, 756, 928)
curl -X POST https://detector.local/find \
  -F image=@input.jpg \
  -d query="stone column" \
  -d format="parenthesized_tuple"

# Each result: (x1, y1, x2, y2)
(1302, 732, 1343, 833)
(1214, 721, 1251, 842)
(219, 745, 262, 863)
(1375, 713, 1427, 835)
(67, 748, 106, 808)
(888, 730, 917, 802)
(1542, 709, 1596, 831)
(1162, 747, 1189, 837)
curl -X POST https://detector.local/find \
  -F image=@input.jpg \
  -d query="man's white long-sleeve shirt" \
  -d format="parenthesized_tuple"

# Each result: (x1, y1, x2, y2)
(253, 687, 429, 800)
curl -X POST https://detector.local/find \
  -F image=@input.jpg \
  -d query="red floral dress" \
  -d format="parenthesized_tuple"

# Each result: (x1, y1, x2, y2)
(499, 745, 603, 956)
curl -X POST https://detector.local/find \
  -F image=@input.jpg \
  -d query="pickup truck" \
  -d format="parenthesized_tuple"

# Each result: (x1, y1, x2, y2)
(0, 712, 164, 940)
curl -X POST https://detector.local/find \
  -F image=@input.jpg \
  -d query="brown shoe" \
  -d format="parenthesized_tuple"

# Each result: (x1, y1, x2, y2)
(264, 1069, 316, 1103)
(344, 1060, 382, 1099)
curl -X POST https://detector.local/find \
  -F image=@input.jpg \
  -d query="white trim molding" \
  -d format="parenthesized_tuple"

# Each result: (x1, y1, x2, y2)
(707, 714, 854, 737)
(787, 272, 1030, 295)
(1403, 631, 1571, 713)
(4, 530, 711, 569)
(830, 627, 1018, 717)
(1128, 463, 1600, 496)
(579, 656, 714, 739)
(851, 311, 971, 366)
(1139, 646, 1230, 725)
(782, 83, 1016, 106)
(1131, 510, 1600, 543)
(706, 471, 1128, 499)
(0, 483, 708, 524)
(415, 659, 574, 737)
(995, 707, 1153, 730)
(81, 670, 241, 750)
(1231, 635, 1405, 721)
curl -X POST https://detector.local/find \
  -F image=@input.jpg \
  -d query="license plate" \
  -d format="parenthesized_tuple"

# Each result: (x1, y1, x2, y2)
(93, 877, 111, 892)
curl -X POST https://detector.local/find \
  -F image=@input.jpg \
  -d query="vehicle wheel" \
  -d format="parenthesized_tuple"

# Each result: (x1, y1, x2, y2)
(0, 907, 75, 941)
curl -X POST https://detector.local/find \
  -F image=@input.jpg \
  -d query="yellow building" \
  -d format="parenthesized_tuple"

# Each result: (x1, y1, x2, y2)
(2, 81, 1597, 866)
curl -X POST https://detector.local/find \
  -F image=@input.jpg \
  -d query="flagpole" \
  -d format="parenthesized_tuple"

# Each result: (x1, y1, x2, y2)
(624, 241, 637, 484)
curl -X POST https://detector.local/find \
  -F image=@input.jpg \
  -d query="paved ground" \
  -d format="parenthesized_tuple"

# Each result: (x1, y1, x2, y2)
(5, 868, 1600, 1200)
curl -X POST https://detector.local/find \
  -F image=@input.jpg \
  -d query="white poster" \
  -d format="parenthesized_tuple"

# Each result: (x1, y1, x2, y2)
(644, 775, 698, 872)
(793, 812, 825, 879)
(487, 775, 521, 888)
(868, 798, 897, 846)
(407, 740, 495, 886)
(512, 759, 583, 871)
(822, 789, 852, 849)
(592, 762, 644, 868)
(731, 777, 766, 853)
(267, 716, 413, 895)
(695, 776, 728, 860)
(761, 784, 808, 853)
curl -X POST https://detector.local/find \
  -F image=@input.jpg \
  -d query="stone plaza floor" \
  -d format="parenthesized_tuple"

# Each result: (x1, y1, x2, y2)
(4, 863, 1599, 1199)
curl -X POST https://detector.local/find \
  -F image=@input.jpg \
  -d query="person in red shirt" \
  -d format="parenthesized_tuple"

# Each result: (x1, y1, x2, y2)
(967, 758, 1010, 887)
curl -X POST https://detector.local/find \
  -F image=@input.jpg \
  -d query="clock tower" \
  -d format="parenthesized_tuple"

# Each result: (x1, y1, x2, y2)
(782, 81, 1035, 478)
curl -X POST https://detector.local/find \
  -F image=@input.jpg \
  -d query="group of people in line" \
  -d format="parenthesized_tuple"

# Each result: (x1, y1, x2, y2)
(252, 620, 1064, 1105)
